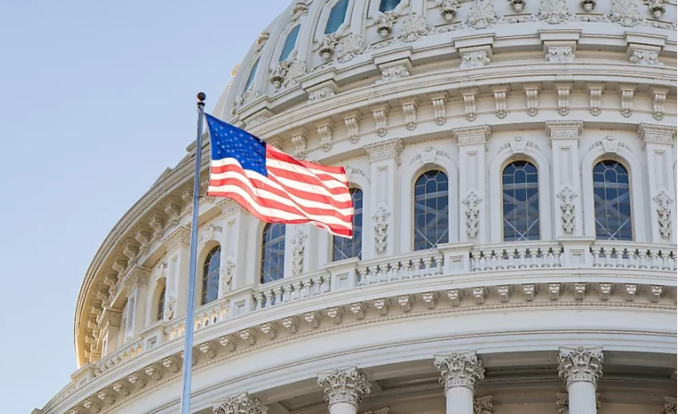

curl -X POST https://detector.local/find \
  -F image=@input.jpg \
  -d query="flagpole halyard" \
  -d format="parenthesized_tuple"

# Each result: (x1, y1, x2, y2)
(179, 92, 206, 414)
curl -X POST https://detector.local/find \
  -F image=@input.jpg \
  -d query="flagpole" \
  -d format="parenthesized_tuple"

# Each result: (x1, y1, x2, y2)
(179, 92, 206, 414)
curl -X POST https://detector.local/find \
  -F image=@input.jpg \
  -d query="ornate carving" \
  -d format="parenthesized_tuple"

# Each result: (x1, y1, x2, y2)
(380, 64, 410, 83)
(163, 294, 176, 321)
(127, 373, 146, 388)
(97, 391, 115, 405)
(344, 113, 361, 143)
(599, 283, 612, 301)
(588, 84, 603, 116)
(546, 46, 575, 63)
(580, 0, 596, 12)
(236, 89, 260, 109)
(540, 0, 571, 24)
(350, 302, 367, 319)
(317, 122, 334, 152)
(318, 367, 371, 408)
(336, 34, 364, 63)
(164, 201, 182, 227)
(629, 49, 662, 66)
(434, 351, 485, 391)
(327, 307, 344, 324)
(620, 86, 634, 118)
(610, 0, 641, 27)
(644, 0, 666, 19)
(400, 13, 428, 42)
(663, 396, 677, 414)
(462, 89, 478, 121)
(376, 12, 398, 37)
(319, 33, 339, 60)
(460, 51, 490, 69)
(83, 400, 101, 413)
(372, 105, 390, 136)
(291, 230, 307, 276)
(653, 190, 673, 238)
(524, 84, 540, 116)
(455, 125, 491, 145)
(432, 93, 448, 125)
(221, 260, 235, 293)
(291, 131, 307, 160)
(291, 2, 308, 21)
(474, 395, 494, 414)
(492, 86, 508, 119)
(440, 0, 461, 21)
(523, 284, 536, 301)
(637, 123, 676, 144)
(508, 0, 527, 11)
(558, 346, 604, 386)
(462, 190, 483, 238)
(256, 32, 270, 51)
(557, 186, 577, 234)
(468, 0, 498, 29)
(545, 120, 583, 139)
(364, 138, 403, 163)
(270, 60, 306, 89)
(649, 285, 663, 302)
(556, 83, 571, 115)
(307, 86, 336, 104)
(651, 87, 668, 120)
(212, 392, 268, 414)
(373, 205, 391, 253)
(402, 99, 418, 130)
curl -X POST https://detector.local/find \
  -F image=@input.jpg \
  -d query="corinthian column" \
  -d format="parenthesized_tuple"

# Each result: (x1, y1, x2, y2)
(558, 347, 604, 414)
(317, 367, 371, 414)
(434, 351, 486, 414)
(212, 392, 267, 414)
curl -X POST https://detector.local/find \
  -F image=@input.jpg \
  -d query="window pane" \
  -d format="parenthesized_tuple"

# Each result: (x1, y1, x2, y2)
(262, 224, 286, 283)
(243, 58, 259, 91)
(333, 188, 363, 261)
(279, 25, 301, 62)
(379, 0, 401, 12)
(325, 0, 349, 34)
(414, 171, 449, 251)
(201, 246, 221, 305)
(593, 160, 633, 241)
(502, 161, 540, 241)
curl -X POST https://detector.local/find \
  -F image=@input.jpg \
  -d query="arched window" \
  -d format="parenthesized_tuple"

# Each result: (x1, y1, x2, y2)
(325, 0, 349, 34)
(414, 170, 449, 251)
(261, 223, 286, 283)
(502, 161, 540, 241)
(279, 25, 301, 62)
(243, 58, 259, 91)
(156, 286, 165, 322)
(593, 160, 632, 240)
(201, 246, 221, 305)
(379, 0, 401, 12)
(333, 188, 363, 261)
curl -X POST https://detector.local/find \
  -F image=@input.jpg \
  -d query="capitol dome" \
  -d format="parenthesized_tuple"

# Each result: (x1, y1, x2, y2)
(39, 1, 676, 413)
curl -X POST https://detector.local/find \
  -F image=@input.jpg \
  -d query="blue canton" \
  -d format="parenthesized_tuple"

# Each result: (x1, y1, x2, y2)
(205, 114, 268, 177)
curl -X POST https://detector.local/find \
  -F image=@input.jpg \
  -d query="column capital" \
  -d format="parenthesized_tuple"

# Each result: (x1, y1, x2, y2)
(434, 351, 485, 391)
(545, 120, 584, 139)
(637, 123, 676, 144)
(212, 392, 268, 414)
(122, 266, 151, 294)
(558, 346, 604, 387)
(663, 396, 677, 414)
(363, 138, 403, 164)
(453, 125, 491, 146)
(317, 366, 371, 408)
(163, 225, 191, 252)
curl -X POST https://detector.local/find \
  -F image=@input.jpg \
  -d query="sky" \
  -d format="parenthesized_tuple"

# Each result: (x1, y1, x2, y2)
(0, 1, 289, 412)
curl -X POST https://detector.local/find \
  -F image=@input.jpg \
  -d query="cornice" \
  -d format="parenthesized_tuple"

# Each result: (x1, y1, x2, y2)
(637, 123, 677, 144)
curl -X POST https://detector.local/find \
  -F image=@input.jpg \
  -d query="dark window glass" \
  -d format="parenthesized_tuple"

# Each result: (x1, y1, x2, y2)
(414, 171, 449, 251)
(261, 223, 286, 283)
(502, 161, 540, 241)
(244, 58, 259, 90)
(333, 188, 363, 261)
(325, 0, 349, 34)
(593, 160, 632, 240)
(201, 246, 221, 305)
(156, 286, 165, 321)
(379, 0, 401, 12)
(279, 25, 301, 62)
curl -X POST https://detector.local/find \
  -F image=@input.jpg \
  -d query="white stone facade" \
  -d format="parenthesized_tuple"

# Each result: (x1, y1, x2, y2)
(37, 1, 676, 413)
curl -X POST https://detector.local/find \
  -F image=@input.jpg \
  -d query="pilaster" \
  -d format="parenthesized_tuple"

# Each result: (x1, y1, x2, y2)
(218, 199, 248, 293)
(122, 266, 150, 337)
(455, 126, 491, 244)
(317, 367, 371, 414)
(637, 124, 677, 244)
(162, 225, 191, 318)
(363, 138, 403, 258)
(546, 121, 584, 239)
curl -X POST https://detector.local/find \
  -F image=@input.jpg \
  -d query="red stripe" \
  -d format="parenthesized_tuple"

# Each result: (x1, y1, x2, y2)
(266, 146, 347, 175)
(210, 164, 352, 208)
(266, 166, 350, 196)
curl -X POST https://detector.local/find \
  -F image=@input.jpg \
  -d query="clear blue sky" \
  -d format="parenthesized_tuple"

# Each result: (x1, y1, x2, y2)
(0, 2, 288, 412)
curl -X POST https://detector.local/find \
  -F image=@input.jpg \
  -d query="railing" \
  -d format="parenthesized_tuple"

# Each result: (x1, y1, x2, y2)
(253, 270, 331, 309)
(357, 250, 444, 285)
(470, 242, 563, 271)
(590, 242, 676, 270)
(194, 298, 229, 330)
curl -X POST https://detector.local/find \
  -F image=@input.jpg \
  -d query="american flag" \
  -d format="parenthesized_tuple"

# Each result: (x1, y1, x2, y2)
(204, 114, 353, 238)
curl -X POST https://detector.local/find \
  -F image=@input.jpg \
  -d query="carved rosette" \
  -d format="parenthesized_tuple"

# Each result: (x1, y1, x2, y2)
(610, 0, 641, 27)
(269, 60, 306, 89)
(653, 190, 673, 239)
(212, 392, 268, 414)
(558, 347, 604, 387)
(540, 0, 571, 24)
(467, 0, 497, 29)
(400, 13, 428, 42)
(557, 186, 577, 234)
(317, 367, 371, 408)
(336, 34, 364, 63)
(462, 190, 483, 238)
(373, 205, 391, 253)
(434, 352, 486, 391)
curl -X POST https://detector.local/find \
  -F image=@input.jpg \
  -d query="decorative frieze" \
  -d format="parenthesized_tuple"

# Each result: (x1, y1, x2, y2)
(317, 367, 371, 408)
(212, 392, 268, 414)
(462, 190, 483, 238)
(434, 351, 485, 391)
(460, 51, 491, 69)
(523, 84, 540, 116)
(373, 205, 391, 253)
(546, 46, 575, 63)
(364, 138, 403, 164)
(558, 346, 604, 386)
(163, 226, 190, 252)
(545, 120, 583, 139)
(462, 88, 479, 121)
(637, 123, 676, 144)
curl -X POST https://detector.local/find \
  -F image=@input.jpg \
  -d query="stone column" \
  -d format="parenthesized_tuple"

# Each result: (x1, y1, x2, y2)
(454, 126, 491, 244)
(212, 392, 267, 414)
(317, 367, 371, 414)
(434, 351, 486, 414)
(558, 347, 604, 414)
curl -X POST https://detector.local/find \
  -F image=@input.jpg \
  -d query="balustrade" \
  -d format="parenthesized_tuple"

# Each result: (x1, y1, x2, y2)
(470, 242, 562, 272)
(94, 338, 144, 376)
(357, 251, 444, 286)
(252, 270, 331, 309)
(590, 242, 676, 270)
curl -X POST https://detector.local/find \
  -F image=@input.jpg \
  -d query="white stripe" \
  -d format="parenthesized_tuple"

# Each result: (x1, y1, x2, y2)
(207, 183, 353, 229)
(211, 159, 351, 202)
(209, 170, 354, 215)
(266, 158, 347, 186)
